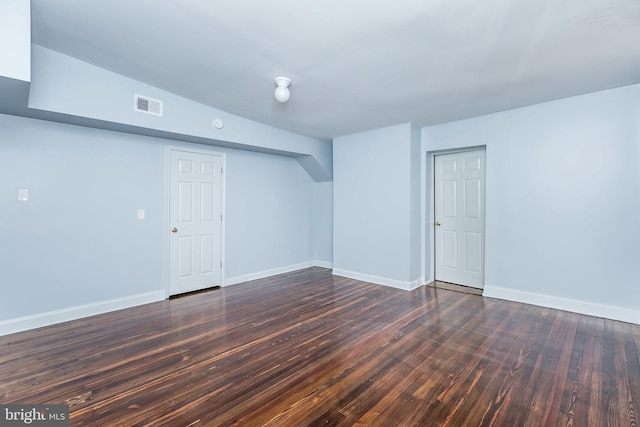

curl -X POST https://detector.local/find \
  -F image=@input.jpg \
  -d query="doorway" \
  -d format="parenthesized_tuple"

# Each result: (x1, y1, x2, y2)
(433, 149, 485, 289)
(168, 148, 225, 296)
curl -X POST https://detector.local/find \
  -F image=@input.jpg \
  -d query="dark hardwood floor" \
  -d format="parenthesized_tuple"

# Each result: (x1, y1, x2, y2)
(1, 267, 639, 426)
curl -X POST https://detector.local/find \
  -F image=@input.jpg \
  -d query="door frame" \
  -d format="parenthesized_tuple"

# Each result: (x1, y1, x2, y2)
(164, 146, 226, 298)
(426, 146, 486, 289)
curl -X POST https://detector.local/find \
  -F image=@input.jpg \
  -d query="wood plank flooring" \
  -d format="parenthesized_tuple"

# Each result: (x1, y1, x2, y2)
(1, 267, 639, 426)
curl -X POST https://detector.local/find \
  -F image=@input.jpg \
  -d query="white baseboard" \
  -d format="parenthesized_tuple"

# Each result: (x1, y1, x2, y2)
(484, 285, 640, 325)
(0, 291, 165, 336)
(332, 268, 424, 291)
(409, 278, 426, 290)
(313, 260, 333, 269)
(224, 261, 316, 287)
(224, 261, 334, 287)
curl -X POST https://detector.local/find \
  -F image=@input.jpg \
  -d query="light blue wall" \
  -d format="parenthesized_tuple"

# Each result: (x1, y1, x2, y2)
(0, 113, 318, 322)
(0, 115, 163, 320)
(409, 125, 422, 280)
(333, 123, 421, 286)
(421, 149, 433, 281)
(224, 150, 314, 278)
(0, 0, 31, 113)
(312, 182, 333, 264)
(423, 83, 640, 313)
(0, 0, 30, 82)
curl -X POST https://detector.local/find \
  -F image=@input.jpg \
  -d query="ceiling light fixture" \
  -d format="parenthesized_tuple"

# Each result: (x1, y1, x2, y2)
(274, 77, 291, 103)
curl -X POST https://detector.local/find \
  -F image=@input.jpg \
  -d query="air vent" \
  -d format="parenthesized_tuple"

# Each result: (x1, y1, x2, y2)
(134, 94, 163, 117)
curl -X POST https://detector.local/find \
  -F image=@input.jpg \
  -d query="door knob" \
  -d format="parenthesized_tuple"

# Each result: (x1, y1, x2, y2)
(435, 221, 441, 227)
(171, 227, 178, 233)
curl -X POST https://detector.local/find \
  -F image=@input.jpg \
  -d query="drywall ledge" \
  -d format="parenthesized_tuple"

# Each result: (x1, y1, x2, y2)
(8, 44, 332, 182)
(0, 76, 30, 114)
(0, 0, 30, 82)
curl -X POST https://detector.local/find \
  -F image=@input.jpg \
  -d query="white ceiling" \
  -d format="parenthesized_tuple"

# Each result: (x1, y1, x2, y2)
(30, 0, 640, 140)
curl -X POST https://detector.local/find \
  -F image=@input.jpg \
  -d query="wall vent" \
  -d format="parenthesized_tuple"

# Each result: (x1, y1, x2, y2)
(134, 94, 163, 116)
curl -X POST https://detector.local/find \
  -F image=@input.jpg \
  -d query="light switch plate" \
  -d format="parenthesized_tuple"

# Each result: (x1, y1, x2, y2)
(137, 209, 145, 220)
(17, 189, 29, 202)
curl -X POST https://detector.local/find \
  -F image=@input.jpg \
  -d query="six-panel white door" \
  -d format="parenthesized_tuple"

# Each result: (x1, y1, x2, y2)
(434, 149, 485, 289)
(169, 150, 223, 296)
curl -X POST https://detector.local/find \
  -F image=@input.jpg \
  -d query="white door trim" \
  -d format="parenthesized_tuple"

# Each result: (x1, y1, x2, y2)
(164, 146, 226, 298)
(427, 146, 486, 289)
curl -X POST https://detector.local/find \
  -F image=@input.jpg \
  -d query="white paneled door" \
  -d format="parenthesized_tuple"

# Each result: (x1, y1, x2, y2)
(434, 149, 485, 289)
(169, 150, 224, 296)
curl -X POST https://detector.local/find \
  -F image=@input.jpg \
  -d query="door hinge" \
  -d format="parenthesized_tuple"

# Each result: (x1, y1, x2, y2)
(220, 214, 223, 221)
(220, 261, 222, 268)
(221, 167, 223, 174)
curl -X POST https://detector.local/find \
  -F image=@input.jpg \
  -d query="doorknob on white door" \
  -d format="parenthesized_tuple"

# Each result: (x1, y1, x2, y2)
(435, 221, 441, 227)
(171, 227, 178, 233)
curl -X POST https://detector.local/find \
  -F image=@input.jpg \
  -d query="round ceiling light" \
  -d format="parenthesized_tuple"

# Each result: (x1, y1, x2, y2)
(274, 77, 291, 103)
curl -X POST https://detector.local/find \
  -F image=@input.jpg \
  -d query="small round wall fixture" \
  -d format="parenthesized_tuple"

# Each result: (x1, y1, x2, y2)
(274, 77, 291, 103)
